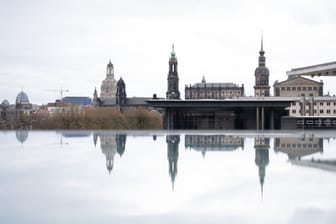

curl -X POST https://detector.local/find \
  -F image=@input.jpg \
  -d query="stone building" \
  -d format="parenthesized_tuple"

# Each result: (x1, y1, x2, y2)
(166, 45, 180, 99)
(1, 91, 33, 122)
(100, 60, 117, 105)
(93, 61, 155, 109)
(254, 37, 270, 97)
(185, 76, 244, 99)
(273, 76, 323, 97)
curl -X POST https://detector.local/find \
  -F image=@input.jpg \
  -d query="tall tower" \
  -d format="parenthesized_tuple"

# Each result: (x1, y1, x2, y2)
(100, 60, 117, 103)
(166, 44, 180, 99)
(254, 35, 270, 96)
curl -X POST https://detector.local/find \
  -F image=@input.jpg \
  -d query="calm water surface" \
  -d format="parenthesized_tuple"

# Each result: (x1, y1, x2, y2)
(1, 130, 336, 224)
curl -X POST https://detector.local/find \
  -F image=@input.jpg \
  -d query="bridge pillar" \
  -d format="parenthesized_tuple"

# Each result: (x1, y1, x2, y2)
(261, 107, 265, 130)
(256, 107, 260, 130)
(270, 109, 274, 130)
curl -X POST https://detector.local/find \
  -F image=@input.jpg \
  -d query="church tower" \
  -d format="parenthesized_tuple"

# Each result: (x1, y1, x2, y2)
(166, 44, 180, 99)
(254, 36, 270, 96)
(100, 60, 117, 103)
(116, 77, 127, 108)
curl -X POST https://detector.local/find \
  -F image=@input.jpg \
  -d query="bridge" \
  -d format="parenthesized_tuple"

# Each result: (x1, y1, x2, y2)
(286, 61, 336, 78)
(147, 97, 296, 130)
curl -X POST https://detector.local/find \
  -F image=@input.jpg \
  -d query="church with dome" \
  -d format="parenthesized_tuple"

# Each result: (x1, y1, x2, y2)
(93, 61, 154, 109)
(1, 90, 33, 124)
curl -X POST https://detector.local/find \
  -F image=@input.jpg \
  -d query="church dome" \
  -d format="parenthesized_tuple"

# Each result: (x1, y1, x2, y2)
(16, 91, 30, 105)
(255, 66, 270, 77)
(1, 99, 10, 107)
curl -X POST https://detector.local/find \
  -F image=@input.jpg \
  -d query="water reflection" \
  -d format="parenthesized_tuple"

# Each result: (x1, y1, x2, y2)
(93, 132, 127, 174)
(166, 135, 180, 189)
(185, 135, 244, 157)
(274, 134, 323, 160)
(15, 129, 29, 144)
(254, 137, 270, 197)
(3, 130, 336, 223)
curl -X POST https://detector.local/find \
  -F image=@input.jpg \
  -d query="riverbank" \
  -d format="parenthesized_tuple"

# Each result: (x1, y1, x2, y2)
(0, 107, 163, 130)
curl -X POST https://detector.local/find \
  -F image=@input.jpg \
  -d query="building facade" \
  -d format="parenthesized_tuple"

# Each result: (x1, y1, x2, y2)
(274, 76, 323, 97)
(100, 61, 117, 105)
(254, 37, 270, 97)
(185, 76, 244, 99)
(166, 45, 180, 99)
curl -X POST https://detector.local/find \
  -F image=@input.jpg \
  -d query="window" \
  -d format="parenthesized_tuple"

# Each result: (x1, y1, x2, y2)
(327, 109, 331, 114)
(292, 87, 296, 91)
(308, 87, 312, 91)
(303, 87, 307, 91)
(320, 109, 324, 113)
(297, 87, 301, 91)
(306, 110, 310, 114)
(309, 93, 313, 96)
(320, 102, 323, 106)
(292, 110, 296, 113)
(314, 110, 317, 114)
(281, 87, 285, 91)
(334, 102, 336, 106)
(327, 102, 331, 106)
(286, 87, 291, 91)
(313, 87, 318, 90)
(334, 110, 336, 113)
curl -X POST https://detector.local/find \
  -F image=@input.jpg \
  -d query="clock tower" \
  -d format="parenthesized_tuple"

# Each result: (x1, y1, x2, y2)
(166, 44, 180, 99)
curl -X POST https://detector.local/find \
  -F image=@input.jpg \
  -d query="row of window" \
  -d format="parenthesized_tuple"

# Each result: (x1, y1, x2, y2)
(279, 86, 318, 91)
(279, 143, 318, 148)
(292, 109, 336, 114)
(292, 102, 336, 106)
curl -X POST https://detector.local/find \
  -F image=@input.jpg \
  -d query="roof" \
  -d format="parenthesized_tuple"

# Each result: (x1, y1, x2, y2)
(188, 82, 241, 89)
(62, 97, 92, 105)
(127, 97, 152, 106)
(286, 61, 336, 77)
(274, 76, 322, 86)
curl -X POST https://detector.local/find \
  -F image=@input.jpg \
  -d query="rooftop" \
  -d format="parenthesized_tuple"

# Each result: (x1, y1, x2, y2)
(286, 61, 336, 77)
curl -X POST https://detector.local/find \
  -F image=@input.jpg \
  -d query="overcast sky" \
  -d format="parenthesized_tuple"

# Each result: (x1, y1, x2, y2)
(1, 0, 336, 104)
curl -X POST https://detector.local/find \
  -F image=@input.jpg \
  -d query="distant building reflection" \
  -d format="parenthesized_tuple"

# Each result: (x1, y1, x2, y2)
(16, 130, 29, 144)
(93, 132, 127, 174)
(274, 134, 323, 160)
(166, 135, 179, 190)
(185, 135, 244, 157)
(254, 136, 270, 198)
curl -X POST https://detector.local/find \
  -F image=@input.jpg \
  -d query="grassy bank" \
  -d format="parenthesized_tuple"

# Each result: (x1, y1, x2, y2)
(0, 107, 163, 130)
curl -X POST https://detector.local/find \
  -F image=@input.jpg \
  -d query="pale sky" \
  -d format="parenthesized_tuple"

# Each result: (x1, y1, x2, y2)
(1, 0, 336, 104)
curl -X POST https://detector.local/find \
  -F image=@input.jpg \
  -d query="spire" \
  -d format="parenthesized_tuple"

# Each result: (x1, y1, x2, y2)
(171, 44, 176, 57)
(261, 30, 264, 52)
(258, 33, 265, 66)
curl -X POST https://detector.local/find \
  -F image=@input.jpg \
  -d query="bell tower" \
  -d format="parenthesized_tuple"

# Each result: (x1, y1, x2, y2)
(254, 35, 270, 96)
(166, 44, 180, 99)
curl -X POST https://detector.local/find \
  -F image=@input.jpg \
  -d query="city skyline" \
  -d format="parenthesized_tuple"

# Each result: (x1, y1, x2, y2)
(1, 0, 336, 104)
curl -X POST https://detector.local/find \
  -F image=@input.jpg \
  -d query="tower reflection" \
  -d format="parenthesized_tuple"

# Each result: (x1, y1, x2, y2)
(166, 135, 180, 190)
(93, 132, 127, 174)
(254, 136, 270, 198)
